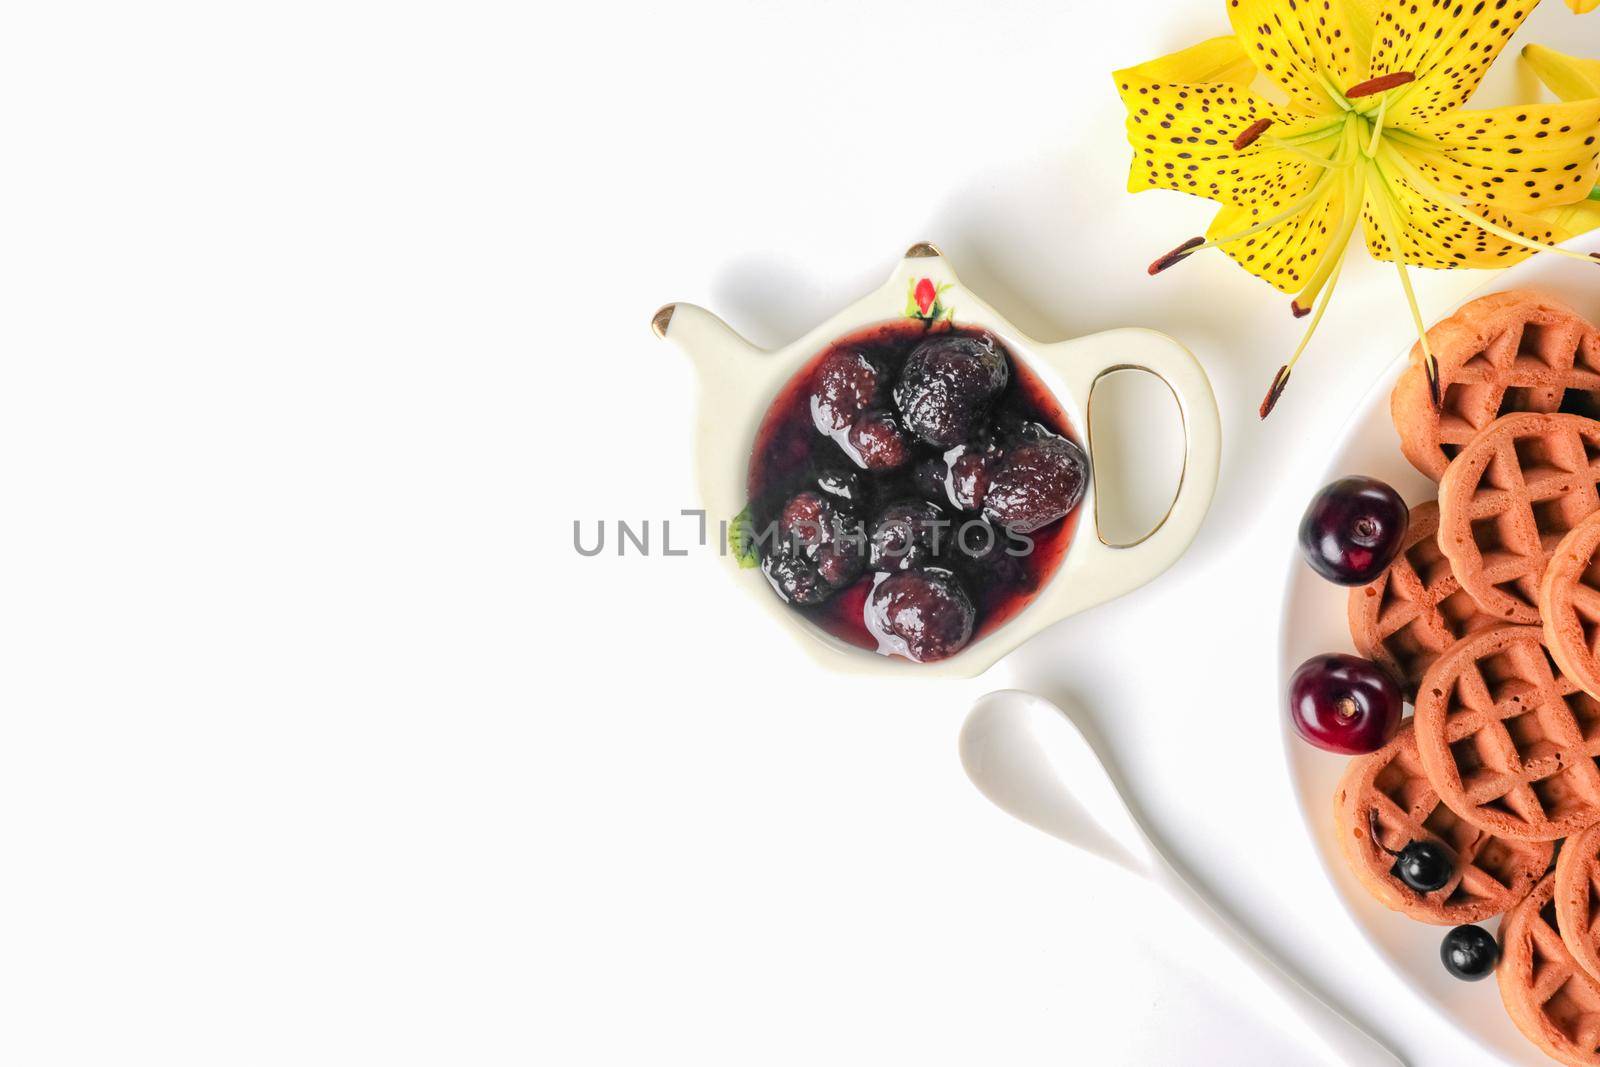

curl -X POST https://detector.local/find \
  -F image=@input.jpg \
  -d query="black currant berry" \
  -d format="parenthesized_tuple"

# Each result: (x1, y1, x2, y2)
(1368, 811, 1453, 893)
(1440, 924, 1499, 981)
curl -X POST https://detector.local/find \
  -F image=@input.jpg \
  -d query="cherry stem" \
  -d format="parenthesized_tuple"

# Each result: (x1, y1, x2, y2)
(1346, 72, 1415, 98)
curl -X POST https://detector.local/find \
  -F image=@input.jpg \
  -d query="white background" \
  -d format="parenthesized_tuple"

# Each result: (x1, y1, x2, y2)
(3, 1, 1598, 1065)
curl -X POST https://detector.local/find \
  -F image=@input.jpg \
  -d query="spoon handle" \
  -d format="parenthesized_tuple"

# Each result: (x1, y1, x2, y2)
(1147, 859, 1405, 1067)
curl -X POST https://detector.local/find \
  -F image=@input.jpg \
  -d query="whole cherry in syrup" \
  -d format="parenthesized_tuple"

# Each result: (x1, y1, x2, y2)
(746, 320, 1089, 663)
(758, 491, 865, 605)
(865, 568, 976, 663)
(893, 334, 1009, 447)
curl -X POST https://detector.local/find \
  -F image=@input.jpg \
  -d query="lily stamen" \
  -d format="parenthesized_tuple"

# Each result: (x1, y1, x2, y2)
(1288, 125, 1365, 317)
(1313, 69, 1356, 112)
(1345, 72, 1416, 98)
(1262, 252, 1348, 418)
(1364, 96, 1389, 158)
(1262, 139, 1343, 167)
(1275, 124, 1346, 148)
(1233, 118, 1273, 150)
(1260, 365, 1292, 418)
(1150, 167, 1341, 277)
(1148, 237, 1205, 275)
(1365, 177, 1442, 408)
(1260, 134, 1366, 418)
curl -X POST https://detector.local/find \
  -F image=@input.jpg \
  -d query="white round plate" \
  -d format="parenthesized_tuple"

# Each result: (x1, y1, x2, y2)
(1278, 234, 1600, 1067)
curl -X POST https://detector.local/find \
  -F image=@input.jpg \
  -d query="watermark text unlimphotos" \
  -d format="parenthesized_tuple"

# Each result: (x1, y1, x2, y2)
(572, 510, 1034, 566)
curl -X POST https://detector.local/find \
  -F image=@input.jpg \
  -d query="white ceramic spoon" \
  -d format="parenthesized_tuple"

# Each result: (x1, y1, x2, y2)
(959, 690, 1404, 1067)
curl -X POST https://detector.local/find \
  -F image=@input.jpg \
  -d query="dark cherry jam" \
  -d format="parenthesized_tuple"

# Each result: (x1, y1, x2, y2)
(746, 318, 1086, 663)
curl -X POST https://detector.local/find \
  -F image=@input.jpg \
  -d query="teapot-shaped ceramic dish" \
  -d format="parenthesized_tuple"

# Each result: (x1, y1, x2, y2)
(654, 242, 1220, 678)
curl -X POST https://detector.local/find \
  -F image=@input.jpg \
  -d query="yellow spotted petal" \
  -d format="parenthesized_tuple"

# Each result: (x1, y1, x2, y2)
(1567, 0, 1600, 13)
(1522, 44, 1600, 102)
(1208, 176, 1347, 292)
(1115, 35, 1257, 86)
(1500, 47, 1600, 235)
(1345, 0, 1382, 65)
(1372, 0, 1536, 123)
(1361, 161, 1567, 267)
(1227, 0, 1370, 114)
(1400, 100, 1600, 213)
(1533, 197, 1600, 238)
(1115, 74, 1325, 206)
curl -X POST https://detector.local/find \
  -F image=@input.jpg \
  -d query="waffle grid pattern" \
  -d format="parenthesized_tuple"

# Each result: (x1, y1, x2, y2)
(1499, 874, 1600, 1066)
(1349, 501, 1496, 696)
(1544, 513, 1600, 701)
(1414, 625, 1600, 842)
(1556, 826, 1600, 992)
(1394, 290, 1600, 480)
(1437, 413, 1600, 624)
(1335, 723, 1550, 923)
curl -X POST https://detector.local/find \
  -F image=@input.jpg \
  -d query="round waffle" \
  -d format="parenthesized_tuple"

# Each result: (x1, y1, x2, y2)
(1347, 501, 1497, 697)
(1437, 412, 1600, 624)
(1413, 625, 1600, 841)
(1392, 290, 1600, 481)
(1499, 872, 1600, 1066)
(1556, 825, 1600, 985)
(1334, 721, 1551, 923)
(1544, 512, 1600, 700)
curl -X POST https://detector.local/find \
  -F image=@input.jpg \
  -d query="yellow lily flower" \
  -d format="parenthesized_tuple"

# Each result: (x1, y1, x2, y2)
(1114, 1, 1600, 417)
(1525, 43, 1600, 236)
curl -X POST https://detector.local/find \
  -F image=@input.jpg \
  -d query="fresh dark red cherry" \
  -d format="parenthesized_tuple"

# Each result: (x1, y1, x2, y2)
(1289, 653, 1402, 754)
(1298, 476, 1408, 585)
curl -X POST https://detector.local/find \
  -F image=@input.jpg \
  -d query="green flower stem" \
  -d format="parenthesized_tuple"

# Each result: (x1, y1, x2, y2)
(1365, 165, 1434, 366)
(1364, 96, 1390, 158)
(1274, 124, 1345, 147)
(1199, 169, 1341, 252)
(1290, 121, 1364, 309)
(1380, 127, 1441, 152)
